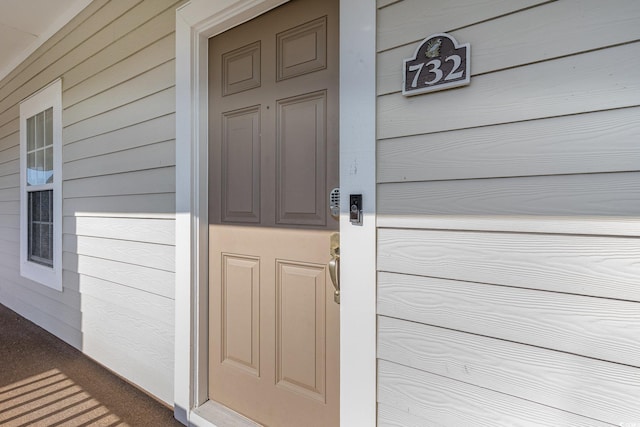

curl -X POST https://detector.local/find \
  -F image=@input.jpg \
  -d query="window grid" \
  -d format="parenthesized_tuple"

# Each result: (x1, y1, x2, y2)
(26, 108, 54, 186)
(28, 190, 53, 267)
(25, 107, 54, 267)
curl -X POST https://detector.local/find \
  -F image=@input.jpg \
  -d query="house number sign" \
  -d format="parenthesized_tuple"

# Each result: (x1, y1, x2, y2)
(403, 33, 470, 96)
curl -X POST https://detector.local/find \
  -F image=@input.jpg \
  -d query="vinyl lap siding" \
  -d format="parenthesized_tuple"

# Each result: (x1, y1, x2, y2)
(0, 0, 181, 404)
(376, 0, 640, 425)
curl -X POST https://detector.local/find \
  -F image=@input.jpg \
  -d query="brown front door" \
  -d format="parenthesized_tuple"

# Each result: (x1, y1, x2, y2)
(207, 0, 339, 425)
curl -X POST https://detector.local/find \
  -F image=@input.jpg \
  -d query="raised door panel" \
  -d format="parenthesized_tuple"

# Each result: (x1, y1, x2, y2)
(221, 107, 260, 223)
(277, 17, 327, 81)
(221, 255, 260, 376)
(276, 91, 326, 226)
(222, 41, 261, 96)
(276, 261, 326, 401)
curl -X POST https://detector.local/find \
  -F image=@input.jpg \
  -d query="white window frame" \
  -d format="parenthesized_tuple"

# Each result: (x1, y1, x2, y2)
(19, 79, 63, 291)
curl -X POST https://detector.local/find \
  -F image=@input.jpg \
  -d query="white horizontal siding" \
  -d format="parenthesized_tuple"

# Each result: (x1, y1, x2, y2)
(63, 139, 175, 180)
(0, 132, 18, 153)
(62, 3, 177, 90)
(377, 0, 640, 95)
(0, 146, 18, 165)
(63, 59, 175, 126)
(63, 87, 175, 144)
(0, 160, 18, 178)
(378, 360, 613, 427)
(64, 216, 175, 245)
(377, 271, 640, 368)
(377, 215, 640, 238)
(0, 225, 18, 242)
(64, 252, 174, 300)
(63, 235, 174, 272)
(0, 0, 182, 404)
(63, 33, 176, 108)
(0, 119, 18, 140)
(0, 173, 18, 190)
(0, 187, 18, 201)
(378, 316, 640, 424)
(63, 193, 176, 217)
(379, 227, 640, 309)
(376, 0, 400, 10)
(0, 200, 18, 216)
(379, 172, 640, 216)
(81, 293, 174, 404)
(379, 42, 640, 139)
(378, 404, 443, 427)
(78, 274, 174, 326)
(63, 113, 175, 162)
(0, 236, 18, 255)
(63, 167, 175, 199)
(378, 107, 640, 183)
(376, 0, 640, 424)
(377, 0, 546, 52)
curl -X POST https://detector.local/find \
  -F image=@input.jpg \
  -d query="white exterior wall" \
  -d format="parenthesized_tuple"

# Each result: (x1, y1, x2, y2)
(0, 0, 182, 404)
(376, 0, 640, 425)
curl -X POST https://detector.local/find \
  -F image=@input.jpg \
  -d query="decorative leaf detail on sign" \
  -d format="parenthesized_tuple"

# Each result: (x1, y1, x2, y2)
(425, 38, 442, 58)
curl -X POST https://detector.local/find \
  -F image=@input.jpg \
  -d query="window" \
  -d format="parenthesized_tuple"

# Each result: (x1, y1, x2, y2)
(19, 79, 62, 291)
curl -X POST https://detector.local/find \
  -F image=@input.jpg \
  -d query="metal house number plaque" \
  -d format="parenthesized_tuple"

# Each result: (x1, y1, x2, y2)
(403, 33, 470, 96)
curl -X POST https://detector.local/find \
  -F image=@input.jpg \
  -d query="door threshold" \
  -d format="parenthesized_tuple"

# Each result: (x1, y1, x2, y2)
(191, 400, 262, 427)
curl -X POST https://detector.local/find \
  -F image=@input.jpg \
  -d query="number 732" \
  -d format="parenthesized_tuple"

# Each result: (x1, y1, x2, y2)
(408, 54, 464, 87)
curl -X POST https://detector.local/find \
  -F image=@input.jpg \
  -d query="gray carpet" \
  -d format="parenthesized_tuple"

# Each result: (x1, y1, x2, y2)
(0, 303, 183, 426)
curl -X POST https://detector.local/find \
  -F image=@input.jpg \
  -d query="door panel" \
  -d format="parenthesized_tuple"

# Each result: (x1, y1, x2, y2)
(276, 16, 327, 81)
(276, 260, 326, 400)
(276, 91, 326, 225)
(222, 41, 261, 96)
(208, 0, 339, 425)
(209, 226, 339, 426)
(221, 254, 260, 375)
(221, 107, 260, 223)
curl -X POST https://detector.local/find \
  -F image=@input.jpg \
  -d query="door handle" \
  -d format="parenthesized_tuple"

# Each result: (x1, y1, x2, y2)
(329, 233, 340, 304)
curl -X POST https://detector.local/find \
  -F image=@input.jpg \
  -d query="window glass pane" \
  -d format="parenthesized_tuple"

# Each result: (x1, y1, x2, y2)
(42, 190, 51, 223)
(44, 108, 53, 147)
(47, 223, 54, 261)
(28, 190, 53, 267)
(30, 191, 40, 222)
(26, 109, 53, 186)
(27, 116, 36, 151)
(44, 147, 53, 183)
(29, 209, 39, 254)
(34, 190, 51, 223)
(35, 111, 44, 150)
(40, 223, 51, 261)
(35, 149, 45, 185)
(27, 152, 36, 178)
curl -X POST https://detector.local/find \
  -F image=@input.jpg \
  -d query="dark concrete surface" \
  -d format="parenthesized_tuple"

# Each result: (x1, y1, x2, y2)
(0, 302, 184, 426)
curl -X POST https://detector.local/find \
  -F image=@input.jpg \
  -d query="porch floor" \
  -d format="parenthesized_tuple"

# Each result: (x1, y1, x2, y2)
(0, 303, 183, 426)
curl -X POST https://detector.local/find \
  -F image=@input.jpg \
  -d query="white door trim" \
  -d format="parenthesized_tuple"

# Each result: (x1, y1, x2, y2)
(174, 0, 376, 425)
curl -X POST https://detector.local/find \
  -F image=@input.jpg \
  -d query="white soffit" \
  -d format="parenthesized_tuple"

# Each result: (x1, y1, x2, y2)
(0, 0, 93, 83)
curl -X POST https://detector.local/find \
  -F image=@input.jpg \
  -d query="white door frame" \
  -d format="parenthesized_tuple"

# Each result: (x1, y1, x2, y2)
(174, 0, 376, 425)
